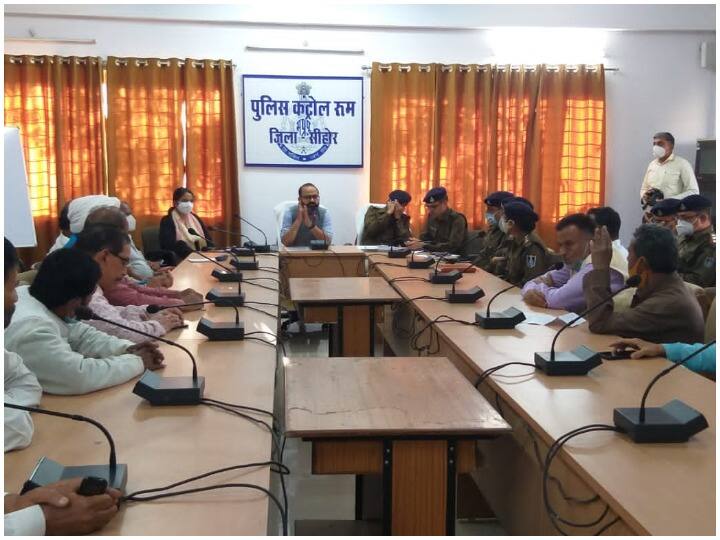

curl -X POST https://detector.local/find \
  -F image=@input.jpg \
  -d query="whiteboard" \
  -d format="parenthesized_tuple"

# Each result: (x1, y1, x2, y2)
(4, 127, 37, 247)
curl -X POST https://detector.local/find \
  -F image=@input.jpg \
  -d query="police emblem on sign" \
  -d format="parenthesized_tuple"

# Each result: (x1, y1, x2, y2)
(526, 255, 537, 268)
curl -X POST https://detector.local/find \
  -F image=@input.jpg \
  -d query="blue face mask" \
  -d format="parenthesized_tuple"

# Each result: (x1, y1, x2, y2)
(486, 212, 497, 227)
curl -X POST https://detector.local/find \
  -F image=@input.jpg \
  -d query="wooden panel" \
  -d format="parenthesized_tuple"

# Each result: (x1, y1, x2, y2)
(302, 305, 337, 323)
(391, 440, 447, 535)
(289, 277, 400, 303)
(284, 356, 510, 438)
(311, 440, 383, 474)
(456, 439, 476, 474)
(342, 305, 372, 356)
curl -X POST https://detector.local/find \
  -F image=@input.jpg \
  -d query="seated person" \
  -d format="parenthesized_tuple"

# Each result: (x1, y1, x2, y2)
(473, 190, 514, 269)
(85, 206, 202, 310)
(587, 206, 628, 259)
(522, 214, 627, 312)
(488, 201, 552, 286)
(609, 338, 715, 376)
(676, 194, 715, 288)
(583, 224, 705, 343)
(76, 225, 184, 343)
(647, 197, 681, 233)
(47, 202, 72, 254)
(406, 187, 467, 254)
(119, 201, 174, 288)
(48, 195, 121, 255)
(281, 183, 333, 247)
(361, 189, 412, 246)
(4, 249, 165, 395)
(4, 238, 42, 452)
(159, 187, 214, 260)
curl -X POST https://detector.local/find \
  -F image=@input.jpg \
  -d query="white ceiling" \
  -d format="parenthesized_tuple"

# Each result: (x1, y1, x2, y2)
(4, 3, 716, 32)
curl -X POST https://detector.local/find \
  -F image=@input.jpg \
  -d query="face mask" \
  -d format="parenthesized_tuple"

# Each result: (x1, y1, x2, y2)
(499, 217, 510, 234)
(675, 219, 694, 237)
(652, 145, 666, 159)
(126, 215, 136, 232)
(176, 201, 193, 215)
(486, 212, 497, 227)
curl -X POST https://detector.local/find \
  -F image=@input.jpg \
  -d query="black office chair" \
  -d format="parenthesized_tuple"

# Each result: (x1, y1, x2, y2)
(141, 226, 178, 266)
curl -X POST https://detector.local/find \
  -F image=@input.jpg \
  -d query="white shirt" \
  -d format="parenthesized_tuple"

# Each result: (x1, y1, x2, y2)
(47, 233, 69, 255)
(5, 503, 46, 536)
(4, 349, 42, 452)
(640, 153, 699, 200)
(128, 236, 154, 281)
(612, 239, 629, 260)
(5, 287, 144, 395)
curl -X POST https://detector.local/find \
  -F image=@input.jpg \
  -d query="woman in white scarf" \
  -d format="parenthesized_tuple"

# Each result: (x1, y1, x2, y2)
(158, 187, 214, 260)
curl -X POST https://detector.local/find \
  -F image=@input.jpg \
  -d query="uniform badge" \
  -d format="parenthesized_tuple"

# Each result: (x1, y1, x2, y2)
(526, 255, 537, 268)
(704, 256, 714, 268)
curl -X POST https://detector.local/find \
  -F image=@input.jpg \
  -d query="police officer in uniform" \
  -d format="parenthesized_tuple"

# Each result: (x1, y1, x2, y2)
(648, 198, 681, 233)
(360, 190, 412, 246)
(489, 200, 552, 286)
(406, 187, 468, 254)
(676, 194, 715, 287)
(473, 191, 514, 269)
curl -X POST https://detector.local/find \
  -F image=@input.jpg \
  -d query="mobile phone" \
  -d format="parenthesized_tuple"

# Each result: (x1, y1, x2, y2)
(215, 255, 228, 262)
(599, 349, 633, 360)
(77, 476, 108, 496)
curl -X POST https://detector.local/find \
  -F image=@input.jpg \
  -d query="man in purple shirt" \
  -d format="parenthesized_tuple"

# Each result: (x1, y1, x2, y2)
(522, 213, 626, 312)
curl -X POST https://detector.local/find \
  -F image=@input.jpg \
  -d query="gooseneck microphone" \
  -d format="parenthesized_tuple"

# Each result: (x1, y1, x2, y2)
(429, 253, 462, 284)
(614, 340, 715, 443)
(75, 307, 205, 405)
(234, 213, 271, 252)
(445, 261, 484, 303)
(4, 402, 127, 491)
(533, 274, 641, 376)
(207, 226, 258, 262)
(146, 301, 245, 341)
(191, 248, 242, 283)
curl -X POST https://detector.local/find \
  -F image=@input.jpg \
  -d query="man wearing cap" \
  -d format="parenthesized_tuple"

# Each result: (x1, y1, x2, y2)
(676, 194, 715, 287)
(489, 201, 552, 286)
(405, 187, 467, 254)
(473, 191, 514, 269)
(361, 190, 412, 246)
(647, 198, 681, 233)
(640, 132, 699, 209)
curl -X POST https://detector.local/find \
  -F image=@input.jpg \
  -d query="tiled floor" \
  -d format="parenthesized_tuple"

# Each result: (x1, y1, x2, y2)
(274, 328, 507, 536)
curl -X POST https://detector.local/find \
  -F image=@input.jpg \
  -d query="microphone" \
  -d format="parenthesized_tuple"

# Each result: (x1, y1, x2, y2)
(4, 403, 128, 492)
(207, 226, 256, 257)
(429, 253, 462, 284)
(191, 248, 242, 283)
(388, 245, 411, 258)
(75, 307, 205, 406)
(190, 249, 246, 306)
(234, 213, 272, 252)
(407, 250, 434, 269)
(533, 274, 642, 376)
(614, 341, 714, 443)
(445, 262, 484, 303)
(475, 262, 563, 329)
(146, 301, 245, 341)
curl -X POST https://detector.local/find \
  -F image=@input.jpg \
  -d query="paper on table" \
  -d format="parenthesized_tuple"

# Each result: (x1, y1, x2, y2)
(283, 246, 312, 252)
(557, 312, 587, 327)
(521, 311, 587, 327)
(187, 256, 212, 263)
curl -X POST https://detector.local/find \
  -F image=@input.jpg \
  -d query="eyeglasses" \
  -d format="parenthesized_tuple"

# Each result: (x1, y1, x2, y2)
(301, 194, 320, 200)
(111, 252, 130, 266)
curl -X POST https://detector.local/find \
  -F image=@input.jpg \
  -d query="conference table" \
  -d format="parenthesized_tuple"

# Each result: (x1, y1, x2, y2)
(4, 253, 282, 536)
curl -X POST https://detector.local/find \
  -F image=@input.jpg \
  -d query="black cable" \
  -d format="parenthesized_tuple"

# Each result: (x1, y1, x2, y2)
(244, 301, 281, 309)
(327, 248, 347, 277)
(388, 276, 431, 284)
(241, 280, 280, 293)
(409, 314, 476, 352)
(257, 266, 280, 273)
(244, 336, 288, 359)
(242, 305, 280, 319)
(244, 276, 282, 286)
(202, 398, 275, 420)
(594, 517, 620, 535)
(201, 400, 276, 438)
(474, 362, 538, 387)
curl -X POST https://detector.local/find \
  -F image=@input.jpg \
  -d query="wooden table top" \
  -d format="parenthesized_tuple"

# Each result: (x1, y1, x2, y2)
(4, 255, 280, 536)
(279, 245, 365, 256)
(284, 356, 511, 438)
(289, 277, 401, 304)
(370, 255, 716, 536)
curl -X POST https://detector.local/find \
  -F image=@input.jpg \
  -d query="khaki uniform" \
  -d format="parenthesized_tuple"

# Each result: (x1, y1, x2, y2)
(678, 227, 716, 288)
(420, 208, 468, 254)
(473, 225, 506, 270)
(361, 206, 411, 246)
(496, 232, 552, 286)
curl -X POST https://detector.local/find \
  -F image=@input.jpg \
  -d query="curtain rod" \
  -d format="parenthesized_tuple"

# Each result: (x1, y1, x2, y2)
(6, 55, 236, 69)
(361, 64, 618, 72)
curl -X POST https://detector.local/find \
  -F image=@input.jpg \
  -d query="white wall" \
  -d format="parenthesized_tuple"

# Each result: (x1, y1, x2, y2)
(5, 7, 716, 245)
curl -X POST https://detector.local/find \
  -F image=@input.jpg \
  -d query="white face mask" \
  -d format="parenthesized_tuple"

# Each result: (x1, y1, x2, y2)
(675, 219, 694, 237)
(176, 201, 193, 215)
(652, 145, 666, 159)
(499, 216, 510, 234)
(485, 212, 497, 227)
(126, 214, 136, 232)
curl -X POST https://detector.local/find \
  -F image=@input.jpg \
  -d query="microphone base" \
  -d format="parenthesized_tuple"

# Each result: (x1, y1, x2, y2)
(310, 240, 329, 250)
(197, 317, 245, 341)
(244, 242, 271, 253)
(21, 457, 128, 494)
(429, 270, 462, 284)
(446, 286, 485, 304)
(133, 370, 205, 406)
(211, 269, 242, 282)
(534, 346, 601, 376)
(231, 246, 255, 257)
(614, 400, 709, 443)
(230, 259, 259, 271)
(206, 289, 245, 306)
(475, 307, 526, 329)
(388, 248, 411, 258)
(408, 258, 434, 269)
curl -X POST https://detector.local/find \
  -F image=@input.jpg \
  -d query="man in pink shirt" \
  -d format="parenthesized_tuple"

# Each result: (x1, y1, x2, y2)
(522, 213, 627, 313)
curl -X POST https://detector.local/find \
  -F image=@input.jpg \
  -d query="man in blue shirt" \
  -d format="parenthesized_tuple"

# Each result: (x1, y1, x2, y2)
(280, 183, 334, 247)
(610, 338, 715, 375)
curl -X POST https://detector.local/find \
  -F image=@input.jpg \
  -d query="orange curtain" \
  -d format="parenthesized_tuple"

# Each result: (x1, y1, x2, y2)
(106, 57, 185, 246)
(184, 59, 239, 249)
(4, 55, 104, 263)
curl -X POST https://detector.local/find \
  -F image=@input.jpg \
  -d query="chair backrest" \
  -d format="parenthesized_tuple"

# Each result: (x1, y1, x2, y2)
(355, 203, 386, 244)
(273, 201, 329, 246)
(141, 226, 161, 255)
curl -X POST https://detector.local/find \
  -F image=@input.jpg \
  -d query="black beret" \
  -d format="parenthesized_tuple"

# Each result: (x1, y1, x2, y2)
(503, 201, 539, 223)
(502, 196, 534, 210)
(679, 194, 713, 212)
(388, 190, 412, 205)
(484, 191, 515, 207)
(649, 198, 681, 217)
(423, 186, 448, 204)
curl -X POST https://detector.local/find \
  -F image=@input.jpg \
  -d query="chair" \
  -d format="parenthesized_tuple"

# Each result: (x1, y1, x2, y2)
(273, 201, 329, 246)
(141, 226, 161, 254)
(355, 203, 386, 244)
